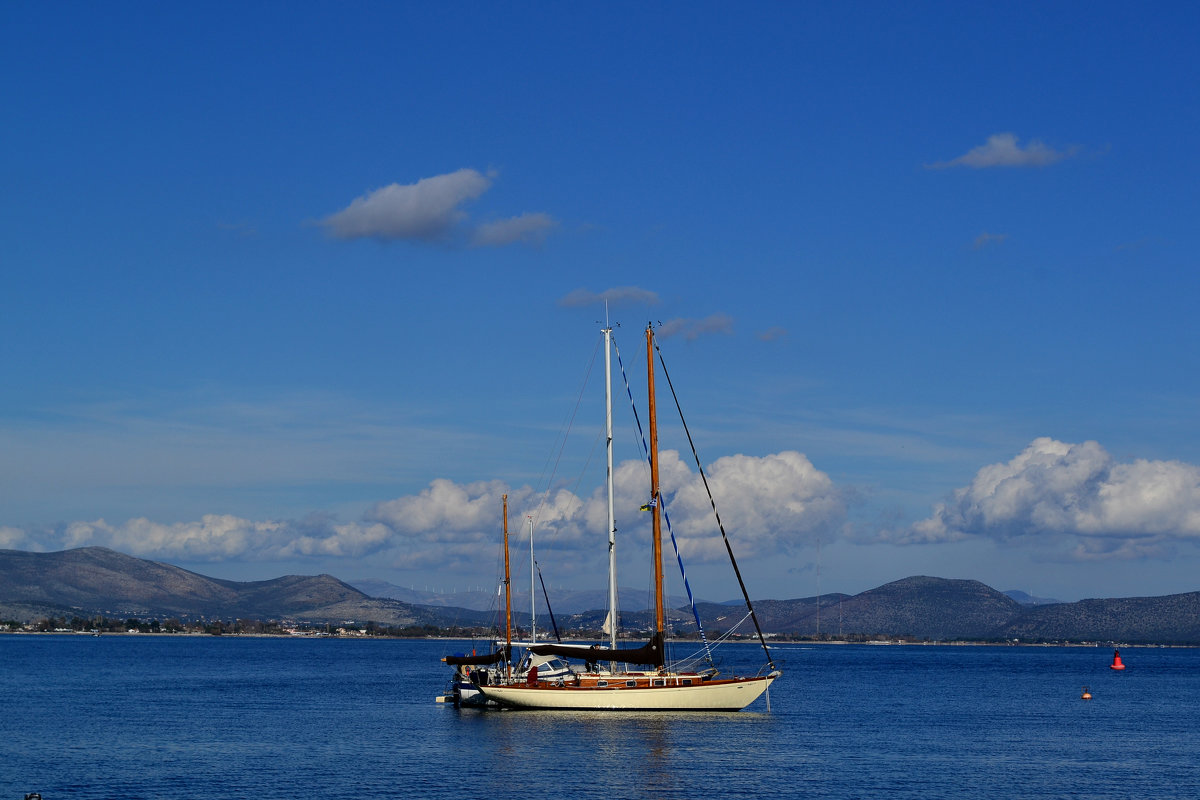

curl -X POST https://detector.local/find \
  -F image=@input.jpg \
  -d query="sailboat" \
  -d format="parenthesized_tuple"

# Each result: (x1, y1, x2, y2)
(474, 323, 781, 711)
(440, 495, 572, 707)
(439, 494, 514, 706)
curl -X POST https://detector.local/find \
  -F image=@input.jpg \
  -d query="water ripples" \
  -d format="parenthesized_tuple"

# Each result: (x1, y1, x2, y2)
(3, 637, 1199, 799)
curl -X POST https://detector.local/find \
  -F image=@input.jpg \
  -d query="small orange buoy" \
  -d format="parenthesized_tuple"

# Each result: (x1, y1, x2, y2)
(1110, 649, 1126, 671)
(1081, 686, 1092, 700)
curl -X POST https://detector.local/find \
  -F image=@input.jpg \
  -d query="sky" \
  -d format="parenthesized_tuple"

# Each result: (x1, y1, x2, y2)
(3, 2, 1199, 606)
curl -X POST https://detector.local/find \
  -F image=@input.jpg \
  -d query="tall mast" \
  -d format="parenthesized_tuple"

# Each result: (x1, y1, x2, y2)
(646, 324, 665, 635)
(528, 516, 536, 642)
(603, 322, 618, 652)
(503, 494, 512, 677)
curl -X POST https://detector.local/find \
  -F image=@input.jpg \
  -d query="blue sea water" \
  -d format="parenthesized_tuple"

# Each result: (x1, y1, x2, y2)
(2, 636, 1197, 799)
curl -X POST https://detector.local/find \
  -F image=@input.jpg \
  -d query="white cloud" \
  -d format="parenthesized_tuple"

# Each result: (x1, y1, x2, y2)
(902, 438, 1200, 559)
(16, 513, 394, 564)
(927, 133, 1076, 169)
(370, 478, 513, 534)
(661, 450, 845, 560)
(63, 515, 285, 559)
(320, 169, 558, 247)
(365, 476, 608, 568)
(558, 286, 661, 308)
(4, 451, 844, 573)
(276, 521, 393, 559)
(0, 525, 30, 549)
(556, 449, 845, 562)
(472, 212, 558, 247)
(320, 168, 492, 241)
(659, 313, 734, 341)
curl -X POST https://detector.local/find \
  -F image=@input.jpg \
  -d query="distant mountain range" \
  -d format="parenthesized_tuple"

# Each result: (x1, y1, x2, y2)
(1002, 589, 1061, 606)
(0, 547, 486, 628)
(352, 578, 698, 614)
(3, 547, 1198, 643)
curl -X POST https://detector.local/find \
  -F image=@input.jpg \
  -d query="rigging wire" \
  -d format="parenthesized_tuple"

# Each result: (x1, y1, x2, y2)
(672, 612, 751, 670)
(652, 338, 777, 672)
(611, 332, 714, 668)
(519, 336, 603, 630)
(536, 565, 562, 641)
(531, 334, 601, 533)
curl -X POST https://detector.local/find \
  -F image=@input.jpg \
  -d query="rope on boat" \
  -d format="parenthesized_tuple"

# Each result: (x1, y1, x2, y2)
(535, 560, 563, 641)
(612, 333, 714, 668)
(652, 337, 777, 672)
(668, 610, 760, 673)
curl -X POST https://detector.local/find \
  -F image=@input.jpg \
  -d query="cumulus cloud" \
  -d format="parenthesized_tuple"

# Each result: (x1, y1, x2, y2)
(558, 287, 661, 308)
(0, 525, 30, 549)
(13, 513, 393, 564)
(658, 314, 734, 341)
(472, 212, 558, 247)
(519, 450, 843, 562)
(370, 479, 517, 538)
(278, 520, 393, 559)
(319, 168, 557, 247)
(364, 452, 842, 568)
(658, 450, 845, 560)
(64, 515, 289, 559)
(5, 452, 844, 572)
(902, 438, 1200, 560)
(321, 168, 492, 241)
(927, 133, 1076, 169)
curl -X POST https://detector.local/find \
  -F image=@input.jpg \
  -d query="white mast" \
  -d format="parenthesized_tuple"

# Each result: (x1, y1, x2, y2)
(528, 515, 536, 642)
(603, 320, 618, 654)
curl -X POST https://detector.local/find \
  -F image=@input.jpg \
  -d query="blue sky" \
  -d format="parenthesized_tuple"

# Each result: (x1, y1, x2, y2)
(3, 2, 1199, 604)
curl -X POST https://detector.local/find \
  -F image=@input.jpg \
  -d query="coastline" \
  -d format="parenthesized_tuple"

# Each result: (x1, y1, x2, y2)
(2, 630, 1191, 647)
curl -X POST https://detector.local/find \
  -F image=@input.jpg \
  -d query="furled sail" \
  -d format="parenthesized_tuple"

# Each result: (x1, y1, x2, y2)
(528, 632, 663, 668)
(443, 646, 511, 667)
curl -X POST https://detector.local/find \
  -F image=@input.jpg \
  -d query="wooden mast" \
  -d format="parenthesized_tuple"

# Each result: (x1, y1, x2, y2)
(503, 493, 512, 678)
(646, 324, 665, 636)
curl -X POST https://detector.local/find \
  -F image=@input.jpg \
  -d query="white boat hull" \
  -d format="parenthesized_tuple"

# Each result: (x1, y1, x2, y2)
(476, 672, 779, 711)
(454, 681, 495, 707)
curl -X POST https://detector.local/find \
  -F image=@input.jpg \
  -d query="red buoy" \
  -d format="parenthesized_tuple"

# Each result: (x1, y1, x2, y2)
(1110, 649, 1126, 670)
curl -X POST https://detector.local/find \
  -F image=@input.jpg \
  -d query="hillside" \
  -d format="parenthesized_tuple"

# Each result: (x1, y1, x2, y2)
(1002, 592, 1200, 643)
(0, 547, 488, 627)
(3, 547, 1199, 642)
(730, 594, 853, 635)
(835, 576, 1023, 640)
(699, 578, 1021, 640)
(712, 577, 1200, 643)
